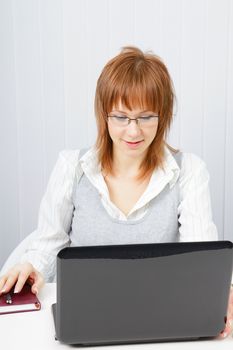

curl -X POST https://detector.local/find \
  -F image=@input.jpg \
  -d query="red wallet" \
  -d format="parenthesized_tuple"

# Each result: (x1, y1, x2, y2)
(0, 283, 41, 315)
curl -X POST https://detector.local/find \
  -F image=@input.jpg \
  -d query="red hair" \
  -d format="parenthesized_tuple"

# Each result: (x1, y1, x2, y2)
(94, 46, 177, 181)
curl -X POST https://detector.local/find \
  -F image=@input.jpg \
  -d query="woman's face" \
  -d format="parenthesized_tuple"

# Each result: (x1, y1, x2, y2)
(107, 101, 159, 160)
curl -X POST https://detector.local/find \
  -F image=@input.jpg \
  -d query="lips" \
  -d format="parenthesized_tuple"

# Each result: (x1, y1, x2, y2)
(125, 140, 143, 144)
(124, 140, 144, 148)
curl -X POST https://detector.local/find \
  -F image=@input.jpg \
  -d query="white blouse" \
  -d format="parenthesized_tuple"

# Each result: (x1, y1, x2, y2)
(20, 146, 219, 281)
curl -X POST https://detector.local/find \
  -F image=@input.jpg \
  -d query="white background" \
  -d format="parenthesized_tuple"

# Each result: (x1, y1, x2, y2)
(0, 0, 233, 269)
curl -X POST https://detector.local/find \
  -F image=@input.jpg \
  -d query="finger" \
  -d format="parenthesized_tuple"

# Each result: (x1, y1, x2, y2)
(0, 273, 19, 294)
(217, 320, 233, 340)
(228, 305, 233, 316)
(31, 273, 44, 294)
(228, 289, 233, 304)
(216, 329, 228, 340)
(25, 271, 37, 286)
(216, 334, 225, 340)
(230, 293, 233, 303)
(0, 276, 8, 295)
(14, 270, 32, 293)
(223, 324, 232, 338)
(227, 318, 233, 333)
(228, 295, 233, 306)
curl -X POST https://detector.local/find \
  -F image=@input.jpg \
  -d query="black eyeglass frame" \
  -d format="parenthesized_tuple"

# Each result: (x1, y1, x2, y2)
(106, 115, 159, 126)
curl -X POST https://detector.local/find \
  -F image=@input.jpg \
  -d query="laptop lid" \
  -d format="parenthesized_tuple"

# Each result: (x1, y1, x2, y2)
(53, 240, 233, 345)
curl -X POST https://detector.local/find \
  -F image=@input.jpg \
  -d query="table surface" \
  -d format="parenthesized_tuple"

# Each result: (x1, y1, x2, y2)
(0, 283, 232, 349)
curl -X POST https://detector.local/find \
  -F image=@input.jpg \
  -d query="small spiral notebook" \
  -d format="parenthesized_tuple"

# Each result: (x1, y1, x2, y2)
(0, 283, 41, 315)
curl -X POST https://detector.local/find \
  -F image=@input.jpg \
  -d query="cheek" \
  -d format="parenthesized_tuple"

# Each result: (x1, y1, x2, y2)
(108, 124, 122, 141)
(145, 125, 158, 141)
(153, 125, 158, 138)
(107, 124, 114, 141)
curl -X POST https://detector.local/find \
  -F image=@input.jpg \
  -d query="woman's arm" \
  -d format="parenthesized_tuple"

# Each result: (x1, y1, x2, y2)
(178, 153, 233, 338)
(19, 149, 81, 282)
(178, 153, 233, 284)
(178, 153, 218, 242)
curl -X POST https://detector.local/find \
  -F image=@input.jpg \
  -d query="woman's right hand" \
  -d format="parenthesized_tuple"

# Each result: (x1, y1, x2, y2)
(0, 262, 44, 296)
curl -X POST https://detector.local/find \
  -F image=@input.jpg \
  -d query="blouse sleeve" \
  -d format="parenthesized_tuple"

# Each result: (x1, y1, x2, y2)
(178, 153, 233, 284)
(19, 149, 81, 282)
(178, 153, 218, 242)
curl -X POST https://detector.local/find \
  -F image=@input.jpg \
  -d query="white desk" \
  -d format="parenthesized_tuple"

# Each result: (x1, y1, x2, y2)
(0, 283, 232, 349)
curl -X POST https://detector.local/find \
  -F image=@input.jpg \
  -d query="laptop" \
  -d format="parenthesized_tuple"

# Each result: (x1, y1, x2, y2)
(51, 240, 233, 345)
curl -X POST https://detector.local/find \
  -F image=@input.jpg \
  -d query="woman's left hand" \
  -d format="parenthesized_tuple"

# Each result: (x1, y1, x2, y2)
(216, 285, 233, 339)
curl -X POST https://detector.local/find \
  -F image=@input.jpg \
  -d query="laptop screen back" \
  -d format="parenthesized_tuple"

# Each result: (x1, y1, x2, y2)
(54, 241, 233, 345)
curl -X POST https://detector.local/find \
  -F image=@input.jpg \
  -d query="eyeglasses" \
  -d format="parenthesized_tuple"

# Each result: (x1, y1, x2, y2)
(107, 114, 159, 127)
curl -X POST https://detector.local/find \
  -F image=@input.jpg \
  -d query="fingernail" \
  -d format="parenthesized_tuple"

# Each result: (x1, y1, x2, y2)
(33, 288, 38, 295)
(222, 332, 227, 338)
(1, 288, 6, 293)
(14, 289, 19, 293)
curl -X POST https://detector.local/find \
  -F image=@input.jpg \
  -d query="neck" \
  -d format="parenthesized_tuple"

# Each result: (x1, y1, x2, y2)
(111, 148, 146, 180)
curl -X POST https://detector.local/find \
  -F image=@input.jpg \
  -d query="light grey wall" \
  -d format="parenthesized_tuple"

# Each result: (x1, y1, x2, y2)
(1, 0, 233, 269)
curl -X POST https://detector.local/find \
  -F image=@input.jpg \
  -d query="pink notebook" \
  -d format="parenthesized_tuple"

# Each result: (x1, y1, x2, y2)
(0, 283, 41, 315)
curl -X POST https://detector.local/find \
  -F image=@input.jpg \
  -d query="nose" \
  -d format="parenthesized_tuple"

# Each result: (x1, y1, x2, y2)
(125, 120, 142, 138)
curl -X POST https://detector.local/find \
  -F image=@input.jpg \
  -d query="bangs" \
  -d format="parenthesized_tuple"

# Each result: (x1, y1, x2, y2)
(103, 62, 163, 115)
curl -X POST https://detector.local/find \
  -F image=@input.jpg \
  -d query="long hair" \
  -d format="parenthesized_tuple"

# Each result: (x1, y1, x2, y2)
(94, 46, 177, 181)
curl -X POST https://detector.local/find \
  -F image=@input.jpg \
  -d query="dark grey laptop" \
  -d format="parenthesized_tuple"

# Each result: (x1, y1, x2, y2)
(52, 241, 233, 345)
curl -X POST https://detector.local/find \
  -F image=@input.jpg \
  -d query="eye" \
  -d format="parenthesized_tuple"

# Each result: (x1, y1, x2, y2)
(138, 115, 155, 121)
(113, 115, 128, 122)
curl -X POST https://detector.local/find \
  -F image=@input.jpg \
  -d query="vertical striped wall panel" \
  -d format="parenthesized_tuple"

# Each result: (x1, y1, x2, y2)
(0, 0, 232, 269)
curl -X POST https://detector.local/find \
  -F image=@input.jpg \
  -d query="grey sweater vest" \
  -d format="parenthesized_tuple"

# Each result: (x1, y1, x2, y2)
(69, 149, 182, 246)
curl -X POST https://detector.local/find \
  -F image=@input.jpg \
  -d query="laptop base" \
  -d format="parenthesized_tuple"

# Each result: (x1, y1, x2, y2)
(51, 303, 216, 346)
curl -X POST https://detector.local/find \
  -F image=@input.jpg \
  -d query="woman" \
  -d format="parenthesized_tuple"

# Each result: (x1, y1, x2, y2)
(0, 46, 232, 338)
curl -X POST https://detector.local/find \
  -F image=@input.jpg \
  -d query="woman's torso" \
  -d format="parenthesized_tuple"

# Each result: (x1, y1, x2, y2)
(103, 174, 152, 216)
(69, 149, 182, 246)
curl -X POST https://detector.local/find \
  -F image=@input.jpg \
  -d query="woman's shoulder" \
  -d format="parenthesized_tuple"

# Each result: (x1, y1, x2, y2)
(178, 151, 210, 185)
(58, 149, 81, 165)
(166, 145, 205, 168)
(57, 147, 92, 166)
(167, 145, 207, 172)
(180, 151, 207, 171)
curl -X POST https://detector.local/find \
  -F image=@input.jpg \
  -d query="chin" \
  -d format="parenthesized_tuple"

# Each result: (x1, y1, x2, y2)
(124, 146, 148, 156)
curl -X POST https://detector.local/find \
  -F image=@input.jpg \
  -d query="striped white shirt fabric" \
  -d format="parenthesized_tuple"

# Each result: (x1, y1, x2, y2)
(20, 146, 220, 282)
